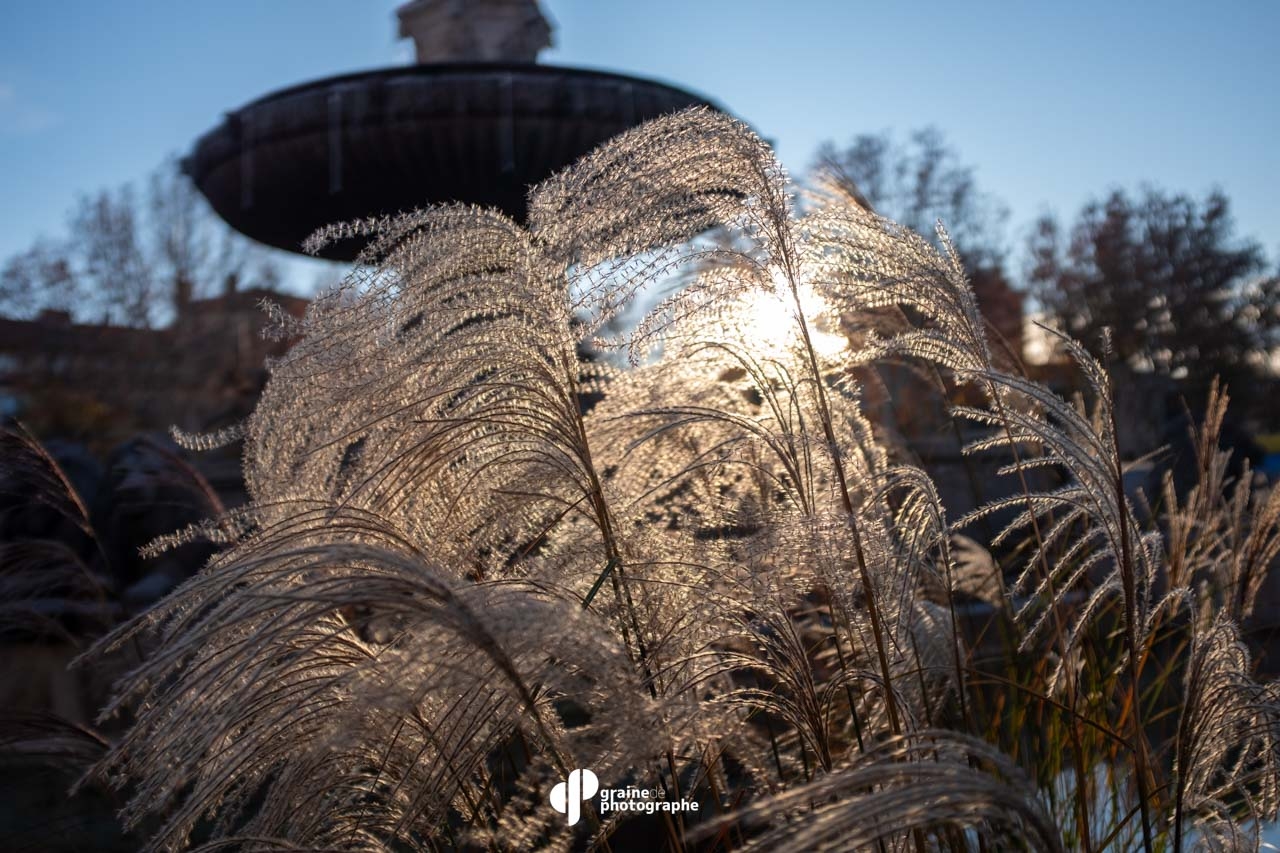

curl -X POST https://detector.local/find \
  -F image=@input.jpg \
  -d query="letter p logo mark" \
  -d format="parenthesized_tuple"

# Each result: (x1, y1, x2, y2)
(549, 768, 598, 826)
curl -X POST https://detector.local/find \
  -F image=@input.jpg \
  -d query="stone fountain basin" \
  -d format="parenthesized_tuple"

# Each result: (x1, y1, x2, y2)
(185, 63, 722, 260)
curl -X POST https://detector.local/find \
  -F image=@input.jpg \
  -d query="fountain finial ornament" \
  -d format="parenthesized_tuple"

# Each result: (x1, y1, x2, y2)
(396, 0, 553, 64)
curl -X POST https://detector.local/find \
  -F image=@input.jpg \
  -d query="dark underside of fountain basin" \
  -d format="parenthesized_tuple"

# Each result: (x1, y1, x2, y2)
(185, 63, 724, 261)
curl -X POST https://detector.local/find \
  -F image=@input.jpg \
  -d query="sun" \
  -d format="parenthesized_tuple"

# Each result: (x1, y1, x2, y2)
(737, 268, 848, 359)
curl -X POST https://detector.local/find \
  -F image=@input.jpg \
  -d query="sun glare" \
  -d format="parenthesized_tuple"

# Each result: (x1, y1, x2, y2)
(740, 270, 848, 359)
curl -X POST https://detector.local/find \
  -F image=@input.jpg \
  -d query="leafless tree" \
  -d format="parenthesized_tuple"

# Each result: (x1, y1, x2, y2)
(813, 127, 1008, 269)
(0, 158, 287, 326)
(71, 186, 155, 327)
(147, 157, 283, 310)
(0, 238, 79, 317)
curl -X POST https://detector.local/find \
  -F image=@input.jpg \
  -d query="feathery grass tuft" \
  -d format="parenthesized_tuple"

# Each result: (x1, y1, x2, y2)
(70, 109, 1280, 851)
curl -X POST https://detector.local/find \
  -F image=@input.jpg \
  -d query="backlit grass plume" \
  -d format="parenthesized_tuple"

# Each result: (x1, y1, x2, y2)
(81, 109, 1280, 852)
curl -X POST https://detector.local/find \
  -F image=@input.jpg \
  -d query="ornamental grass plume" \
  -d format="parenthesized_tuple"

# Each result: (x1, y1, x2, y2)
(72, 109, 1280, 852)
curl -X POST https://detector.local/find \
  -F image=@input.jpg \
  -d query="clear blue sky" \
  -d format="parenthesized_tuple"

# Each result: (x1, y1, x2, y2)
(1, 0, 1277, 289)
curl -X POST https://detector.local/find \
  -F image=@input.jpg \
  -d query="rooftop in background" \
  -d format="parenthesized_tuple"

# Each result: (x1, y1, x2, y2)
(0, 287, 308, 449)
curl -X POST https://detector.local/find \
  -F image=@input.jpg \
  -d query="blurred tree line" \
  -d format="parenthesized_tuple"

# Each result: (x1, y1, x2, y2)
(813, 129, 1279, 422)
(3, 135, 1276, 425)
(1028, 190, 1279, 399)
(0, 159, 282, 328)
